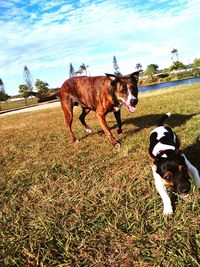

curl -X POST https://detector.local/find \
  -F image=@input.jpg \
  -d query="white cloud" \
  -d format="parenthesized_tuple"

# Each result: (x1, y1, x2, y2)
(0, 0, 200, 95)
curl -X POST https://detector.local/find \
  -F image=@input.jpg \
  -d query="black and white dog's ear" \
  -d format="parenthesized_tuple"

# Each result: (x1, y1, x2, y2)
(153, 158, 159, 166)
(153, 154, 163, 166)
(129, 70, 143, 81)
(105, 73, 117, 81)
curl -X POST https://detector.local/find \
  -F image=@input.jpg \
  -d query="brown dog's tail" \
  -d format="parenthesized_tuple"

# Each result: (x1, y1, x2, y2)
(28, 88, 61, 102)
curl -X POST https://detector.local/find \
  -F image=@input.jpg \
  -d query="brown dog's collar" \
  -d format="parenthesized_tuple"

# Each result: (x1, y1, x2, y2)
(109, 86, 120, 107)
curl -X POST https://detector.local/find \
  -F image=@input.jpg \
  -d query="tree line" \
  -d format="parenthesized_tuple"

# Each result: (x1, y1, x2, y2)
(1, 50, 200, 106)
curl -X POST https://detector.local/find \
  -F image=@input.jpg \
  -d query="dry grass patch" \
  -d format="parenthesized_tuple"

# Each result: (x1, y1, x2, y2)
(1, 84, 200, 266)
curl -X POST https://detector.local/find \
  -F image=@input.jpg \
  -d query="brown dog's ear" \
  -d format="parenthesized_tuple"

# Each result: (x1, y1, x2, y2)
(105, 73, 117, 81)
(129, 70, 143, 81)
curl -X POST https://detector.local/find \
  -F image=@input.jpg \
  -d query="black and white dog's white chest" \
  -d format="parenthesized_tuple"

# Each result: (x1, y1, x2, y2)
(149, 126, 179, 158)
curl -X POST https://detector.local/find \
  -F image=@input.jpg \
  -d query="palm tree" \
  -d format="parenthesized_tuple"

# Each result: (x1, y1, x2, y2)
(76, 63, 89, 76)
(136, 63, 142, 70)
(171, 48, 178, 61)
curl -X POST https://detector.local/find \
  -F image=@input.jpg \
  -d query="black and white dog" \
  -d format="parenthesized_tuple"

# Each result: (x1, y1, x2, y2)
(149, 112, 200, 215)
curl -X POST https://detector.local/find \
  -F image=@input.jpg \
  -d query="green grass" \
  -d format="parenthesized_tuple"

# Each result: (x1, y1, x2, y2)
(1, 83, 200, 266)
(0, 98, 38, 111)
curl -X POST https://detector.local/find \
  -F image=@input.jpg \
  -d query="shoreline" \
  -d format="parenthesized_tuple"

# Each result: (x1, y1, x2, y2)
(139, 75, 200, 87)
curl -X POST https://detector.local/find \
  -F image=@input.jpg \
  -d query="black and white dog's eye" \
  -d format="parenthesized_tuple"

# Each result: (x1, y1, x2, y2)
(165, 176, 171, 179)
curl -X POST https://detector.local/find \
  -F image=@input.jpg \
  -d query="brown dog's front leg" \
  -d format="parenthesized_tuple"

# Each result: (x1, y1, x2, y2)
(96, 112, 120, 147)
(114, 109, 122, 134)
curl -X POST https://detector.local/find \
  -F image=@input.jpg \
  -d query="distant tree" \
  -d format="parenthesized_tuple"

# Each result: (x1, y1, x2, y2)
(0, 79, 9, 110)
(24, 65, 33, 92)
(49, 87, 60, 93)
(171, 48, 178, 61)
(145, 64, 159, 76)
(76, 63, 89, 76)
(193, 58, 200, 68)
(192, 67, 200, 77)
(35, 79, 49, 93)
(169, 61, 186, 71)
(69, 63, 76, 78)
(113, 55, 122, 76)
(136, 63, 142, 70)
(18, 84, 30, 106)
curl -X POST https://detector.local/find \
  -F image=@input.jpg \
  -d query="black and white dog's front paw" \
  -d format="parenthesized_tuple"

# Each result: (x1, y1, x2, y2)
(163, 206, 173, 216)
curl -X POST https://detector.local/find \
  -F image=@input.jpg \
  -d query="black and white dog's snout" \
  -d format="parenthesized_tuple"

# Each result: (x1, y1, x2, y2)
(177, 181, 191, 196)
(181, 184, 190, 193)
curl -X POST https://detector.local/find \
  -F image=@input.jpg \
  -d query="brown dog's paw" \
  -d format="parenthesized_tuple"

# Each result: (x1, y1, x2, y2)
(117, 129, 122, 134)
(84, 126, 92, 133)
(114, 142, 121, 148)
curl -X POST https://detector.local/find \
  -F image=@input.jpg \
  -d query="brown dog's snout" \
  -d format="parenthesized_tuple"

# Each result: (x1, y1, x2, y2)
(130, 98, 138, 106)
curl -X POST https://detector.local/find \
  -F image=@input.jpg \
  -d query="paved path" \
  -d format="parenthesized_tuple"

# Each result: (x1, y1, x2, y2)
(0, 101, 61, 117)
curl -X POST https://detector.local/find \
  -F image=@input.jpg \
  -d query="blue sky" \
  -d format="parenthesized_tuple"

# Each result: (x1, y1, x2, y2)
(0, 0, 200, 95)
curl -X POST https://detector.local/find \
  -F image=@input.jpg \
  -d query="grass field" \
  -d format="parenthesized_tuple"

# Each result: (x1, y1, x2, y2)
(1, 84, 200, 266)
(0, 98, 38, 111)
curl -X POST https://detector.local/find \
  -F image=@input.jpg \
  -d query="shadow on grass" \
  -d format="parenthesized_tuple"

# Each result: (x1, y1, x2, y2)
(112, 113, 197, 140)
(121, 113, 197, 130)
(80, 113, 197, 141)
(170, 138, 200, 213)
(184, 138, 200, 169)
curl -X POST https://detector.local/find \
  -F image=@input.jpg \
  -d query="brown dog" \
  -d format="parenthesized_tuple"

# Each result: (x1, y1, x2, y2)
(35, 71, 141, 147)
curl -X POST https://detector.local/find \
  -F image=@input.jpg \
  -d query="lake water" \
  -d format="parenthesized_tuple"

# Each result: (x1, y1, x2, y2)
(139, 76, 200, 93)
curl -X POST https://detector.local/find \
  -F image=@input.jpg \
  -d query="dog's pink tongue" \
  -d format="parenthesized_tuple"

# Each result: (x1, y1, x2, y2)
(129, 106, 136, 112)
